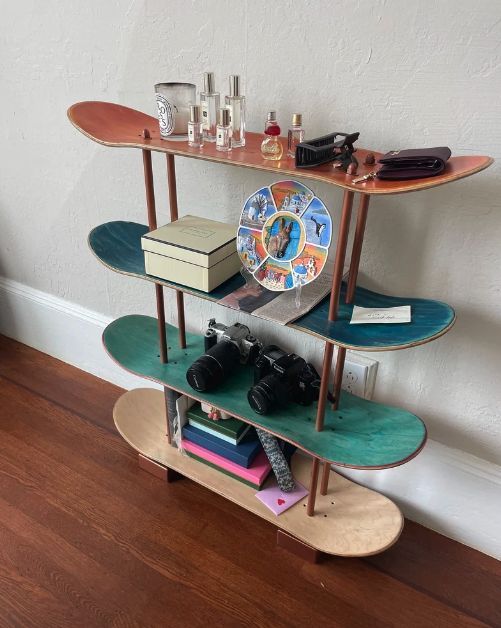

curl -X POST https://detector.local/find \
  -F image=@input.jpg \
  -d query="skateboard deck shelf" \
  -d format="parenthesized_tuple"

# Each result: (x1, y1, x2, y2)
(114, 388, 404, 557)
(68, 101, 493, 195)
(68, 97, 493, 557)
(90, 220, 456, 351)
(103, 315, 427, 469)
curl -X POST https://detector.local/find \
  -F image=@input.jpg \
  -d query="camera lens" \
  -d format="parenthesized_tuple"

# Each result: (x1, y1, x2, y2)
(248, 373, 290, 414)
(186, 340, 240, 392)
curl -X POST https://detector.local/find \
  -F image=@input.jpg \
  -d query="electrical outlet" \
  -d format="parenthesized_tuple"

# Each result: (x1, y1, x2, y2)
(341, 352, 378, 399)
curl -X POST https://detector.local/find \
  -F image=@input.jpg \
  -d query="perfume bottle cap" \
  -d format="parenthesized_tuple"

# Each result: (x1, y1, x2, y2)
(267, 111, 277, 122)
(292, 113, 302, 126)
(203, 72, 216, 93)
(190, 104, 201, 123)
(229, 75, 241, 97)
(218, 107, 231, 127)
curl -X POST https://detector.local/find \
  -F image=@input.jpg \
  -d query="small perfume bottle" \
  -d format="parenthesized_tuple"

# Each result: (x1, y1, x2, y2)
(261, 112, 283, 161)
(287, 113, 304, 158)
(200, 72, 220, 142)
(187, 104, 204, 148)
(225, 75, 246, 147)
(216, 107, 232, 152)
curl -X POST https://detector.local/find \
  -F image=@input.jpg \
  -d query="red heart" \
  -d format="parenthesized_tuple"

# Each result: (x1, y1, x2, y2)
(277, 498, 285, 505)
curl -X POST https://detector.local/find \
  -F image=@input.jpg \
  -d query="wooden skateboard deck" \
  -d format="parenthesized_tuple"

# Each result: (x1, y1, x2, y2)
(68, 101, 493, 195)
(114, 388, 404, 557)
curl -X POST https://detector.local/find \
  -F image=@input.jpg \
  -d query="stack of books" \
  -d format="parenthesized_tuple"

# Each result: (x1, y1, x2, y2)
(181, 402, 271, 490)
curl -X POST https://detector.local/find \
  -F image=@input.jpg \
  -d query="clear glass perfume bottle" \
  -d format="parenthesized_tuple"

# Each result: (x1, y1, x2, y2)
(200, 72, 220, 142)
(261, 113, 283, 161)
(225, 75, 246, 147)
(187, 104, 204, 148)
(216, 107, 232, 152)
(287, 113, 304, 158)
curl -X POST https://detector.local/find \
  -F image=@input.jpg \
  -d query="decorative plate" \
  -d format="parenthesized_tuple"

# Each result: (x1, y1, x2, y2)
(237, 180, 332, 291)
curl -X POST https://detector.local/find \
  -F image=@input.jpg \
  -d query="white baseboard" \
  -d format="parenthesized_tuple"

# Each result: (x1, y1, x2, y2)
(1, 277, 500, 560)
(0, 277, 159, 391)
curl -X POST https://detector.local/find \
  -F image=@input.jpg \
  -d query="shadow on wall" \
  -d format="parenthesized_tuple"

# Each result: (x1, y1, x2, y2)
(0, 207, 19, 341)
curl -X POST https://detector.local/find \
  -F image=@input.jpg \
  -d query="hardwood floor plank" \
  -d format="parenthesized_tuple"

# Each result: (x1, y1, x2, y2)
(0, 335, 500, 628)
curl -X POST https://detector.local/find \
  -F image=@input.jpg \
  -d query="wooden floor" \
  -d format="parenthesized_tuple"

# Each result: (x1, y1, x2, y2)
(0, 336, 500, 627)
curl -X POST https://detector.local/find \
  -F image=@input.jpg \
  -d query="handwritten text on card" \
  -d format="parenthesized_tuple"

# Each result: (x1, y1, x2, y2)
(350, 305, 411, 324)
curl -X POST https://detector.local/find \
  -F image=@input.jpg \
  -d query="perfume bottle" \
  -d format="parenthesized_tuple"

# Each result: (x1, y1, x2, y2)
(187, 104, 204, 148)
(216, 107, 232, 152)
(200, 72, 220, 142)
(287, 113, 304, 158)
(225, 75, 246, 147)
(261, 113, 283, 161)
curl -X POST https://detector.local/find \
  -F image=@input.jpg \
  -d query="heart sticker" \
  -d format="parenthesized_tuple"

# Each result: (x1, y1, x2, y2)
(277, 498, 285, 506)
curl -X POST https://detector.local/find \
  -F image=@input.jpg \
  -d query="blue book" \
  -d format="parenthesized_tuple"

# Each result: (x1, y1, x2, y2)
(182, 423, 262, 468)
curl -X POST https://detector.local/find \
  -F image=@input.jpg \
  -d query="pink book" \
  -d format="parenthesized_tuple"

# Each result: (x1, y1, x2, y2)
(182, 439, 271, 485)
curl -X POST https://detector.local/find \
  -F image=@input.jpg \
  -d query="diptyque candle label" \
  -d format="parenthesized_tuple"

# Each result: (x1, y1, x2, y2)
(156, 94, 174, 136)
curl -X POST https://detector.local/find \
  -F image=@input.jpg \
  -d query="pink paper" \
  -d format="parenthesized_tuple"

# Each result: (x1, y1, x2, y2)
(182, 439, 270, 484)
(255, 480, 309, 515)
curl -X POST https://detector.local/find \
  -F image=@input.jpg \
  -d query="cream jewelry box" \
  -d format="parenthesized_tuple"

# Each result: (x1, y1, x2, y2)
(141, 215, 240, 292)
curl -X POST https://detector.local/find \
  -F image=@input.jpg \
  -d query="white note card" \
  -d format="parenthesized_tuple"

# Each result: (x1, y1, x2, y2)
(350, 305, 411, 324)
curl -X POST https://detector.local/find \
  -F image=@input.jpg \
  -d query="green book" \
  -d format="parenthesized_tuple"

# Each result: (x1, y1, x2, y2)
(187, 403, 250, 445)
(185, 451, 263, 490)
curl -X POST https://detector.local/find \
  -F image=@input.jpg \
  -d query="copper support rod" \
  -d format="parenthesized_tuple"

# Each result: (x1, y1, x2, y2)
(315, 343, 333, 432)
(346, 194, 370, 304)
(166, 154, 187, 349)
(306, 458, 321, 516)
(332, 346, 346, 411)
(328, 190, 355, 320)
(320, 461, 331, 495)
(142, 129, 158, 231)
(142, 129, 168, 363)
(164, 386, 172, 445)
(315, 189, 355, 433)
(155, 285, 168, 363)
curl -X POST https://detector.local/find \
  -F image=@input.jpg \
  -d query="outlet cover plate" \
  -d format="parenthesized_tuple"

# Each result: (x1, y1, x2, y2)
(341, 351, 378, 399)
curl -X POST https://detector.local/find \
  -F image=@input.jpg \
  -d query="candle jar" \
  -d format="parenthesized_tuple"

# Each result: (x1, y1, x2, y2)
(154, 82, 196, 139)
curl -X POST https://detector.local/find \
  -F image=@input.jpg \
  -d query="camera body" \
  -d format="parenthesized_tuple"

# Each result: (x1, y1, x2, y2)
(186, 319, 262, 393)
(248, 345, 320, 415)
(204, 319, 262, 366)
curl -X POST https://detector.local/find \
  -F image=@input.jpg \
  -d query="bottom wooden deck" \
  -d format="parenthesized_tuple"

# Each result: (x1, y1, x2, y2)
(113, 388, 404, 557)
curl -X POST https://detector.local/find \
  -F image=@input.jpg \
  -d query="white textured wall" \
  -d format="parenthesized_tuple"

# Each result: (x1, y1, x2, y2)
(1, 0, 500, 468)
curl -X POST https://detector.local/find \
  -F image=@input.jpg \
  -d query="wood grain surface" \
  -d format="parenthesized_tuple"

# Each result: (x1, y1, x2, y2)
(1, 335, 500, 627)
(102, 316, 427, 469)
(68, 101, 493, 195)
(113, 388, 403, 556)
(89, 220, 456, 351)
(113, 388, 404, 557)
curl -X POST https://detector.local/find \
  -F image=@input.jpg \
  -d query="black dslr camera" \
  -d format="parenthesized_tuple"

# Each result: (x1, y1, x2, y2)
(247, 345, 321, 415)
(186, 319, 262, 392)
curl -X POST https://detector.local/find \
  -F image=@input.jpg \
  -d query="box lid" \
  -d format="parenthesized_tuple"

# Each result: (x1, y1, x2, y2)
(143, 215, 236, 256)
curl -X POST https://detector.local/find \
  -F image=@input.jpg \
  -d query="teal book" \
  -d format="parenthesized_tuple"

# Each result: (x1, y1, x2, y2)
(187, 403, 250, 445)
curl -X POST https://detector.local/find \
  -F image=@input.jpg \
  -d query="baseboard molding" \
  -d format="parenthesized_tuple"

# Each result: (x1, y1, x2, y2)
(1, 277, 500, 559)
(0, 277, 159, 391)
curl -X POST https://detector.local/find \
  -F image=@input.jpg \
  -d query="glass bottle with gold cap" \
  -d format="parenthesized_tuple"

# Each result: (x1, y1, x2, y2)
(287, 113, 304, 158)
(261, 111, 283, 161)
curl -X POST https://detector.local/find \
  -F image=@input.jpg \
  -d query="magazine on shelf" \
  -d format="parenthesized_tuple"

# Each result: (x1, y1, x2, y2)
(218, 272, 333, 325)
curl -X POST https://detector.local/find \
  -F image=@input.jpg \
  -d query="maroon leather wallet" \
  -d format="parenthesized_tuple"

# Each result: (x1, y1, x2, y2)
(377, 147, 451, 180)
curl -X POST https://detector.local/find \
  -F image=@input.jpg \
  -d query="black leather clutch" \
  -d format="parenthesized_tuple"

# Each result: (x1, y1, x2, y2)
(377, 147, 451, 180)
